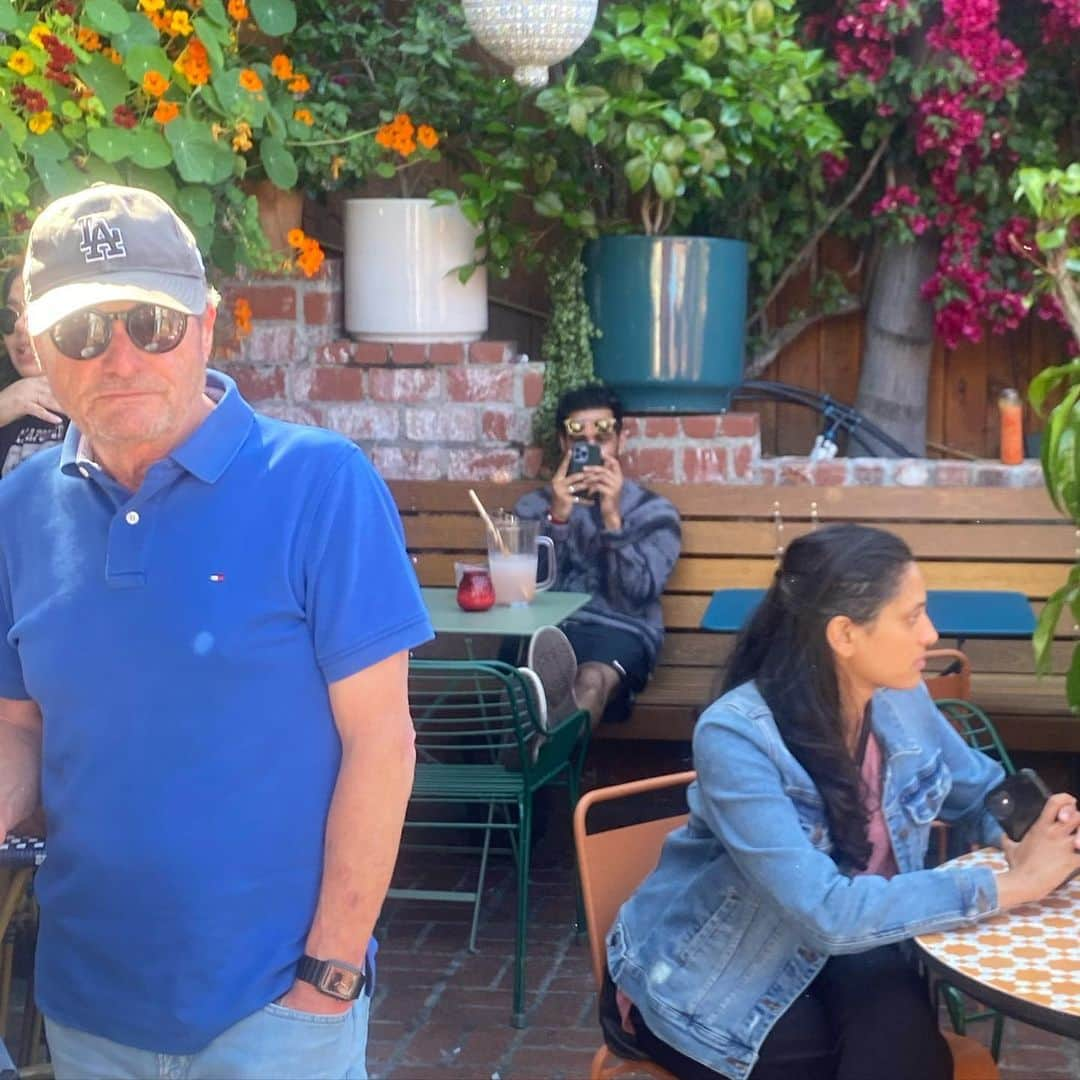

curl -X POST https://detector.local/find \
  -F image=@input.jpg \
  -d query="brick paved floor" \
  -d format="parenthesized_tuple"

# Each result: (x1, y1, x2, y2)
(372, 847, 1080, 1080)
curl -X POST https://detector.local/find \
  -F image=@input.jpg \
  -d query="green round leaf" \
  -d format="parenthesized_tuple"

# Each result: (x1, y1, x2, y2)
(123, 164, 177, 204)
(177, 185, 216, 227)
(129, 129, 173, 168)
(165, 118, 236, 184)
(194, 18, 226, 71)
(26, 130, 70, 162)
(259, 136, 298, 190)
(84, 0, 132, 34)
(123, 44, 171, 83)
(652, 161, 678, 200)
(87, 126, 133, 163)
(113, 11, 160, 51)
(251, 0, 296, 35)
(200, 0, 229, 27)
(77, 55, 132, 113)
(0, 0, 18, 32)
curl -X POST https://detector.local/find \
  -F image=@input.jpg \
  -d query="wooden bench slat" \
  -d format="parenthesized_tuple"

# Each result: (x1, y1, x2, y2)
(403, 516, 1077, 561)
(390, 481, 1067, 523)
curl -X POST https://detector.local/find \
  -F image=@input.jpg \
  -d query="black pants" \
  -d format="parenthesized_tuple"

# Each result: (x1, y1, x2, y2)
(606, 945, 952, 1080)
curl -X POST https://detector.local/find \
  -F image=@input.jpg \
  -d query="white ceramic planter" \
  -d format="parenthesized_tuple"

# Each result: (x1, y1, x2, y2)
(343, 198, 488, 343)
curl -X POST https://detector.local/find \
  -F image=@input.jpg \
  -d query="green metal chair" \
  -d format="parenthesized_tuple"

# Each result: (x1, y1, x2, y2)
(389, 658, 590, 1028)
(932, 697, 1013, 1062)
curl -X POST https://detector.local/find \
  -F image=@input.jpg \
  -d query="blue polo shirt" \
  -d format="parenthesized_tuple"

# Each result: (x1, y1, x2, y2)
(0, 371, 433, 1053)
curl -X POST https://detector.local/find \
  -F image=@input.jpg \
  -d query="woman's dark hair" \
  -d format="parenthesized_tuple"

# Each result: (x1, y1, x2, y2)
(555, 383, 624, 433)
(723, 523, 915, 871)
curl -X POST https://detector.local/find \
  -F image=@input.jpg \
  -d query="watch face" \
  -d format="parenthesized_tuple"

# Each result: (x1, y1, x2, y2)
(319, 966, 361, 999)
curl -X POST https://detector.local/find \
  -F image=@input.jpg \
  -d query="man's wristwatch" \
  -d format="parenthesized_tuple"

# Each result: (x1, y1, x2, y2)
(296, 954, 366, 1000)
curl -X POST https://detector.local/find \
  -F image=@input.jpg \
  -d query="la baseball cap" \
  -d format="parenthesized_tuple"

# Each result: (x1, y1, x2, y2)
(24, 183, 207, 336)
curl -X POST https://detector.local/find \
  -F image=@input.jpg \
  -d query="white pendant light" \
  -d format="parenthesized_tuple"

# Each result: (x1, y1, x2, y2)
(462, 0, 598, 89)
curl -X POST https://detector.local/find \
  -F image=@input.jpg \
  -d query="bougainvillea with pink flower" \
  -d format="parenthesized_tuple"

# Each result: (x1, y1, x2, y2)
(816, 0, 1079, 349)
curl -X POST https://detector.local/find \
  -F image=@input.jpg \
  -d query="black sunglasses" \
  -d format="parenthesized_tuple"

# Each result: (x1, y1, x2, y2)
(50, 304, 189, 361)
(0, 307, 19, 335)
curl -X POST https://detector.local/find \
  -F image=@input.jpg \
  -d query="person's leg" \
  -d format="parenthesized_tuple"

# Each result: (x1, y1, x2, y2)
(562, 622, 652, 729)
(189, 991, 371, 1079)
(574, 660, 624, 728)
(44, 1016, 163, 1080)
(815, 945, 951, 1080)
(628, 988, 836, 1080)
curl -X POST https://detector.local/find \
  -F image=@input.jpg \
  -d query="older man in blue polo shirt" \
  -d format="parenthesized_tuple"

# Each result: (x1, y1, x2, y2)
(0, 184, 433, 1078)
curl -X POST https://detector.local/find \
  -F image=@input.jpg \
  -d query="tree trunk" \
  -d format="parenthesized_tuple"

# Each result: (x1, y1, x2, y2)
(853, 234, 939, 456)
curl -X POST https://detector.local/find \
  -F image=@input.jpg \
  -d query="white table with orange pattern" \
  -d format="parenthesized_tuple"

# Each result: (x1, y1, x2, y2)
(915, 847, 1080, 1040)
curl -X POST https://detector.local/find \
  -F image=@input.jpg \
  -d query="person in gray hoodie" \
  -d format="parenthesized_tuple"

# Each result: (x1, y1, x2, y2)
(515, 384, 682, 728)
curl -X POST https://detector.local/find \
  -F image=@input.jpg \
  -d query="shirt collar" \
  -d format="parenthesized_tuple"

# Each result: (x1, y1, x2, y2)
(60, 369, 254, 485)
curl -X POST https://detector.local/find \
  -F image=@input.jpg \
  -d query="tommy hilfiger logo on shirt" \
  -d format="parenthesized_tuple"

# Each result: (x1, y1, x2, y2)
(77, 215, 126, 263)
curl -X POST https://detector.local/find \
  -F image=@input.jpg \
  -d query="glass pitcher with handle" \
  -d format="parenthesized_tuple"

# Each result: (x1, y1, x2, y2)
(486, 516, 556, 606)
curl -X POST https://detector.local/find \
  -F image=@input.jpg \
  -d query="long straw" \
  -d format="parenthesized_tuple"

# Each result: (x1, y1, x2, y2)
(468, 488, 509, 554)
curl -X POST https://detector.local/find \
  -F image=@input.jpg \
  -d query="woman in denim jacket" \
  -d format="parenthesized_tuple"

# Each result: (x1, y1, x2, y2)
(606, 524, 1080, 1080)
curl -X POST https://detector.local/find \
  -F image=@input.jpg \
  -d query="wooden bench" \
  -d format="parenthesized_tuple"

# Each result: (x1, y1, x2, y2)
(389, 480, 1078, 754)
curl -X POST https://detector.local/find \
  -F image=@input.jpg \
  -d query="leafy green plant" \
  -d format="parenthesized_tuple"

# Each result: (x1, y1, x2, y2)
(1020, 164, 1080, 707)
(533, 0, 843, 238)
(533, 243, 598, 466)
(290, 0, 553, 280)
(0, 0, 354, 271)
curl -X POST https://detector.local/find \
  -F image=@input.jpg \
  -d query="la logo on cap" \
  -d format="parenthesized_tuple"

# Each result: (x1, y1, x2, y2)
(78, 214, 126, 263)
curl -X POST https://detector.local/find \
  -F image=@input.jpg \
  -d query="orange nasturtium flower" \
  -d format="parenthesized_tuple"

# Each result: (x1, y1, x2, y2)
(227, 0, 249, 19)
(28, 23, 50, 48)
(293, 108, 314, 126)
(286, 228, 306, 249)
(28, 111, 53, 135)
(287, 74, 310, 94)
(104, 47, 123, 64)
(7, 51, 35, 76)
(142, 70, 170, 97)
(153, 100, 181, 124)
(231, 121, 253, 152)
(139, 0, 165, 12)
(270, 54, 293, 80)
(296, 238, 325, 278)
(417, 124, 438, 150)
(76, 28, 102, 51)
(238, 68, 263, 92)
(175, 39, 210, 85)
(233, 297, 253, 337)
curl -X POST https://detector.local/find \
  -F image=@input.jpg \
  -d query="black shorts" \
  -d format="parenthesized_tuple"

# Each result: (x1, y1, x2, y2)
(564, 620, 653, 722)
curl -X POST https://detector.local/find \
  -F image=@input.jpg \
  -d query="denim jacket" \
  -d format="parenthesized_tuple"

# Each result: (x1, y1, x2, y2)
(607, 680, 1005, 1080)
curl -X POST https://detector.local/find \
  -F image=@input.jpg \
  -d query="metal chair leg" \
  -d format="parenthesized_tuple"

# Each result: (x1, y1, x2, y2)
(512, 793, 532, 1028)
(467, 802, 497, 954)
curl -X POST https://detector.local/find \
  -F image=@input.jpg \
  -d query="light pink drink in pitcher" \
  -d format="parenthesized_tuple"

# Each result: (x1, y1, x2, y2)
(486, 516, 556, 606)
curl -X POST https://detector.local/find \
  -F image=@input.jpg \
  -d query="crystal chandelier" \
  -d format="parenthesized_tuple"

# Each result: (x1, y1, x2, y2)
(462, 0, 598, 89)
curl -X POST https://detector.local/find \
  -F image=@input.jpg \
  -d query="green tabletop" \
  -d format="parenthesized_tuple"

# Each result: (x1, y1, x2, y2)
(421, 587, 590, 637)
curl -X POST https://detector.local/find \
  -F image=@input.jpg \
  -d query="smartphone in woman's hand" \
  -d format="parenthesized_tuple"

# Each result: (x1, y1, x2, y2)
(984, 769, 1052, 842)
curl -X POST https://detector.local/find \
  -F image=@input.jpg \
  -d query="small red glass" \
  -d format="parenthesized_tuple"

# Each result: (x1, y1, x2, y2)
(456, 567, 495, 612)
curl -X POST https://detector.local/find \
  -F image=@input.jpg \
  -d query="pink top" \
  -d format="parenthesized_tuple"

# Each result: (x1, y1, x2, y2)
(858, 734, 898, 879)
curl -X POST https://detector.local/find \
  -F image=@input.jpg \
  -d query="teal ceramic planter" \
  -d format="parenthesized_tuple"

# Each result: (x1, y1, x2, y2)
(584, 235, 748, 413)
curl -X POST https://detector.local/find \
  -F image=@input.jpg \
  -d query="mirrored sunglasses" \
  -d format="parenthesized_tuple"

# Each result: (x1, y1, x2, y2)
(563, 416, 619, 441)
(50, 304, 189, 361)
(0, 307, 20, 336)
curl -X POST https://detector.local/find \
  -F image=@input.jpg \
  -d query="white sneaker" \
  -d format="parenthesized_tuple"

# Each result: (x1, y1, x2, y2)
(515, 665, 548, 732)
(527, 625, 579, 730)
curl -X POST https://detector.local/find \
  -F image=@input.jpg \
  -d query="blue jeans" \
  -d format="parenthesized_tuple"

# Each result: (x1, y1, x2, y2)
(45, 994, 370, 1080)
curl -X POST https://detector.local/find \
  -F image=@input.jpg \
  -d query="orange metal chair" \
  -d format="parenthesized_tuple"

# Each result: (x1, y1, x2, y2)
(573, 772, 1000, 1080)
(924, 648, 973, 702)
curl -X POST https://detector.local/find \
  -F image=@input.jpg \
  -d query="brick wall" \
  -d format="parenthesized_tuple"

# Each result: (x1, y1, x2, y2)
(214, 260, 1044, 488)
